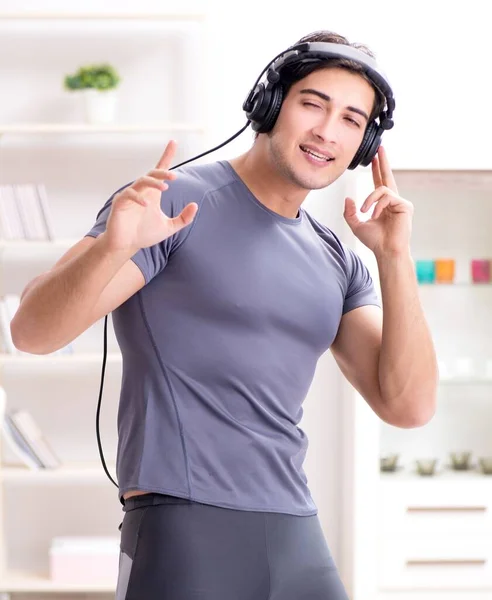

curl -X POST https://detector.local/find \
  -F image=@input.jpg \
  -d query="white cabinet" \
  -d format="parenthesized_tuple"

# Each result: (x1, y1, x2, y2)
(343, 167, 492, 599)
(378, 478, 492, 591)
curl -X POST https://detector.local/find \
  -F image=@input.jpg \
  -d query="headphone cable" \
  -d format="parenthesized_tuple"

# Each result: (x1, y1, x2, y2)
(96, 121, 251, 488)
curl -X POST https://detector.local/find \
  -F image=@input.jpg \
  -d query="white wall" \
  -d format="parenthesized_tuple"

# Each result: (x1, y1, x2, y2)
(203, 0, 492, 169)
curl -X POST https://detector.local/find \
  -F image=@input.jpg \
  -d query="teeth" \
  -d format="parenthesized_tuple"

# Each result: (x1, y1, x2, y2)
(301, 146, 332, 162)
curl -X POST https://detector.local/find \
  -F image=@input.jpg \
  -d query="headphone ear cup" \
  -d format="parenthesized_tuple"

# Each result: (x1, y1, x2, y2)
(256, 84, 283, 134)
(245, 82, 270, 132)
(246, 83, 283, 134)
(348, 121, 382, 170)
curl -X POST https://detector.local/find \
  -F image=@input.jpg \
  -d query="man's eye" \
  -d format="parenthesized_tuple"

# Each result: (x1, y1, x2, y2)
(345, 117, 361, 127)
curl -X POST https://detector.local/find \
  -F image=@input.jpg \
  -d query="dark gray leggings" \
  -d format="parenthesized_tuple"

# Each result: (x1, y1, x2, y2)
(116, 493, 349, 600)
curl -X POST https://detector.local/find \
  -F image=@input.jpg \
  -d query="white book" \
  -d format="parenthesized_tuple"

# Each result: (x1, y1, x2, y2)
(10, 409, 61, 469)
(0, 188, 11, 239)
(0, 299, 17, 354)
(35, 184, 55, 241)
(14, 184, 49, 240)
(55, 343, 74, 355)
(3, 293, 20, 322)
(2, 414, 43, 470)
(0, 386, 40, 470)
(0, 185, 25, 239)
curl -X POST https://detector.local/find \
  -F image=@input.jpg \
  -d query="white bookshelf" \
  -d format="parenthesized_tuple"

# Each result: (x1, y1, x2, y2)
(0, 12, 205, 21)
(0, 239, 77, 249)
(1, 462, 115, 482)
(0, 7, 206, 596)
(439, 376, 492, 385)
(0, 352, 121, 367)
(0, 123, 205, 135)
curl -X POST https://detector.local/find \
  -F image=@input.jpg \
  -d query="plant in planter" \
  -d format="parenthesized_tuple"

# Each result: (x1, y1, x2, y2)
(64, 63, 121, 124)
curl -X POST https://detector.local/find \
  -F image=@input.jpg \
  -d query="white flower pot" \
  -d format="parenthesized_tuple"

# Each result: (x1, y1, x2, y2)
(83, 89, 118, 124)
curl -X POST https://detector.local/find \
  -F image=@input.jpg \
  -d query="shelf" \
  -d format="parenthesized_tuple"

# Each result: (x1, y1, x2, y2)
(380, 469, 492, 483)
(0, 462, 115, 484)
(0, 123, 205, 135)
(440, 376, 492, 385)
(0, 238, 77, 250)
(0, 352, 121, 366)
(0, 569, 115, 593)
(418, 283, 492, 287)
(0, 12, 205, 21)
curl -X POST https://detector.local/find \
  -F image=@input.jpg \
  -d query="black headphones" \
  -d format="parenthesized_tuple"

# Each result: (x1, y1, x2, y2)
(242, 41, 395, 170)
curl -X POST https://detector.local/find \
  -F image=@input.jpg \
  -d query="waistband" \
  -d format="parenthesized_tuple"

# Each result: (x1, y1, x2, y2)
(122, 492, 194, 512)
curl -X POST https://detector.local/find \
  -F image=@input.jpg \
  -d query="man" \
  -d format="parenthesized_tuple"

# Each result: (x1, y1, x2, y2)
(11, 29, 437, 600)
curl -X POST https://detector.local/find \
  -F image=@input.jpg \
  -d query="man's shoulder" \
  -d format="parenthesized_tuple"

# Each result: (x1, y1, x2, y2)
(170, 159, 238, 197)
(302, 210, 346, 256)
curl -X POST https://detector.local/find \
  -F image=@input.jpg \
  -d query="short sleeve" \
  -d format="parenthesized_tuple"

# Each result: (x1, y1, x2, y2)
(342, 245, 381, 314)
(85, 180, 197, 285)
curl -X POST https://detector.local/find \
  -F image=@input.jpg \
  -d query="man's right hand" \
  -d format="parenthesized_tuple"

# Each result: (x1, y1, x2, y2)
(104, 140, 198, 254)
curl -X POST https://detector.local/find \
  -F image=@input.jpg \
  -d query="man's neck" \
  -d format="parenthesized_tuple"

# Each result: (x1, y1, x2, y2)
(228, 147, 308, 220)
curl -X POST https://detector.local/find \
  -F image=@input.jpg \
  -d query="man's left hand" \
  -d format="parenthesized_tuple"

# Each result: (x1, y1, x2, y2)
(343, 146, 414, 257)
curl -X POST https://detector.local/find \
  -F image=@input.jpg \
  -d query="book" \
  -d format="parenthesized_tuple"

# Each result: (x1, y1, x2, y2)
(0, 183, 55, 241)
(2, 414, 44, 470)
(9, 409, 61, 469)
(0, 388, 43, 470)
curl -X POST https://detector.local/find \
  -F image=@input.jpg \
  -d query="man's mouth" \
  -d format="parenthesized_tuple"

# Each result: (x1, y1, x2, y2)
(300, 145, 334, 163)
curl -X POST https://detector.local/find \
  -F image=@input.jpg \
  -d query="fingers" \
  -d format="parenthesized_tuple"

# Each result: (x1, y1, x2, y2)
(371, 195, 391, 220)
(371, 155, 383, 189)
(148, 168, 177, 181)
(361, 186, 411, 220)
(169, 202, 199, 231)
(156, 139, 177, 171)
(132, 175, 170, 194)
(361, 186, 391, 213)
(115, 187, 147, 207)
(377, 146, 398, 193)
(343, 197, 362, 231)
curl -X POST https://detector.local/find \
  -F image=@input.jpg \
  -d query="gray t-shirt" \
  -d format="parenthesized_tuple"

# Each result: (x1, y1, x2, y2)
(86, 159, 380, 516)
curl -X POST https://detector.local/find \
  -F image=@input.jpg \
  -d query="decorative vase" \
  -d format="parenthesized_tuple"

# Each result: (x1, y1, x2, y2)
(83, 89, 118, 124)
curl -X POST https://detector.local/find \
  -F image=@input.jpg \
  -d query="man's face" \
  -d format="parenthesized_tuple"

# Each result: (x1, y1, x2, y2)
(266, 67, 376, 190)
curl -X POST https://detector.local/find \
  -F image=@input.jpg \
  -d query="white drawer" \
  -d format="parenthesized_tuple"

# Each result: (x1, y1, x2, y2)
(380, 478, 492, 535)
(379, 533, 492, 590)
(378, 592, 492, 600)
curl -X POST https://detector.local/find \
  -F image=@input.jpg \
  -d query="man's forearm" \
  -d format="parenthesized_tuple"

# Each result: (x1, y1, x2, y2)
(376, 249, 438, 426)
(11, 233, 133, 354)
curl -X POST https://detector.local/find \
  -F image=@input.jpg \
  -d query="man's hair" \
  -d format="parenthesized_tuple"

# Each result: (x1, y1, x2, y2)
(280, 30, 386, 121)
(252, 30, 386, 139)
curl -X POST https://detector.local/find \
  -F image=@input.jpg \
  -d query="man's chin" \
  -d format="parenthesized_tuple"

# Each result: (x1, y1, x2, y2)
(294, 172, 337, 191)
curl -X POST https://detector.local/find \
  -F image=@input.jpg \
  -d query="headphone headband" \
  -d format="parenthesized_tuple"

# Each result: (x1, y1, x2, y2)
(271, 42, 395, 119)
(244, 41, 394, 124)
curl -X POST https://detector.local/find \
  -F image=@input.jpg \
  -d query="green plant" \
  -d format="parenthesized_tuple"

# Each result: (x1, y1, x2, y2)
(64, 63, 121, 92)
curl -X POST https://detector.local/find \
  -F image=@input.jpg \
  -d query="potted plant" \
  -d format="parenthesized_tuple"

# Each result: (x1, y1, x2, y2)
(64, 63, 121, 124)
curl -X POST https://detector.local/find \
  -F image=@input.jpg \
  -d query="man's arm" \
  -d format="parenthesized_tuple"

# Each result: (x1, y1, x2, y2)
(331, 250, 438, 428)
(336, 146, 438, 428)
(11, 234, 145, 355)
(11, 139, 198, 356)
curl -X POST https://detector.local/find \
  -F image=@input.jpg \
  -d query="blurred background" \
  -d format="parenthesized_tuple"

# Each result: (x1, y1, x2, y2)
(0, 1, 491, 599)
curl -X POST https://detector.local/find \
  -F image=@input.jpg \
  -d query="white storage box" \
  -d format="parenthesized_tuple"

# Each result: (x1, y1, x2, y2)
(49, 536, 120, 584)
